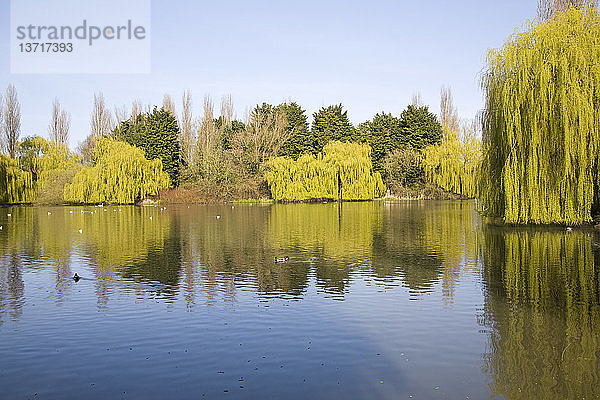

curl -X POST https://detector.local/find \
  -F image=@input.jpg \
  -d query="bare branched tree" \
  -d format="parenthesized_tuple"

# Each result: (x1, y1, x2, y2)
(2, 84, 21, 158)
(179, 90, 194, 166)
(460, 118, 478, 142)
(196, 95, 221, 176)
(233, 106, 289, 173)
(198, 95, 218, 151)
(77, 135, 95, 164)
(113, 105, 129, 125)
(48, 98, 71, 145)
(220, 94, 234, 126)
(538, 0, 598, 19)
(131, 99, 143, 123)
(90, 92, 113, 139)
(411, 91, 424, 108)
(162, 94, 176, 116)
(440, 86, 460, 135)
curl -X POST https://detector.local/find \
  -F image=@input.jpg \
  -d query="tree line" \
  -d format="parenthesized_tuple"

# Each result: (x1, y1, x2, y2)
(0, 81, 482, 204)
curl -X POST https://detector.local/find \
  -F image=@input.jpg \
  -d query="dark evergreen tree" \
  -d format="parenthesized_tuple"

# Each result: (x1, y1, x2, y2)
(358, 112, 404, 171)
(113, 107, 181, 186)
(276, 102, 310, 159)
(399, 105, 443, 150)
(215, 117, 245, 150)
(252, 103, 276, 125)
(310, 104, 356, 154)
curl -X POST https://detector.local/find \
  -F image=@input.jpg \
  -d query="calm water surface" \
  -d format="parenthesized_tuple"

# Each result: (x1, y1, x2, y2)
(0, 201, 598, 399)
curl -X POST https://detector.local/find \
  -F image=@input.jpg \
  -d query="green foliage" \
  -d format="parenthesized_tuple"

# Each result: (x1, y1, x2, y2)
(18, 136, 49, 180)
(310, 105, 356, 154)
(64, 139, 171, 204)
(17, 136, 81, 204)
(483, 227, 600, 399)
(215, 117, 245, 151)
(264, 154, 337, 201)
(38, 143, 80, 177)
(264, 141, 385, 201)
(382, 147, 424, 193)
(421, 134, 481, 198)
(480, 8, 600, 224)
(33, 166, 82, 205)
(0, 155, 34, 203)
(358, 113, 404, 171)
(114, 107, 180, 186)
(399, 105, 443, 149)
(19, 136, 80, 178)
(358, 107, 442, 191)
(276, 102, 311, 159)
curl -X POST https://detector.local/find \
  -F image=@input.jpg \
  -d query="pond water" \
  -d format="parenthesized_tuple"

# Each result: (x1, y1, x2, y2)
(0, 201, 598, 399)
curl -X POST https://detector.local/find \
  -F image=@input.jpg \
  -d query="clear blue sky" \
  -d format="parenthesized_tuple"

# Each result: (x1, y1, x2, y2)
(0, 0, 537, 148)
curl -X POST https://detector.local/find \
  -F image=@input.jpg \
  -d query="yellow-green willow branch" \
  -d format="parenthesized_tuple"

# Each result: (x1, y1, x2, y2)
(264, 141, 385, 201)
(421, 133, 481, 198)
(64, 139, 171, 204)
(0, 155, 34, 203)
(480, 8, 600, 224)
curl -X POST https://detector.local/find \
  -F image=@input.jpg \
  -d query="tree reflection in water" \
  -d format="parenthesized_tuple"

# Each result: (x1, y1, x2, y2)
(482, 226, 600, 399)
(0, 201, 483, 318)
(1, 202, 599, 397)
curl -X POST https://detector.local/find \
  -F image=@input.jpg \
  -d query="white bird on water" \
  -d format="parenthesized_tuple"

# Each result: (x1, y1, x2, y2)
(216, 215, 221, 219)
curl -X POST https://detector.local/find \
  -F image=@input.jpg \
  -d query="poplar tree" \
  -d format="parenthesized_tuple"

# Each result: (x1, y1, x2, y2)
(48, 99, 71, 146)
(2, 84, 21, 158)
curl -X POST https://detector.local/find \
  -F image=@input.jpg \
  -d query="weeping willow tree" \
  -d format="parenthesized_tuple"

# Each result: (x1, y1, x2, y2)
(17, 136, 82, 205)
(64, 139, 170, 204)
(421, 86, 481, 198)
(480, 8, 600, 224)
(421, 131, 481, 198)
(37, 142, 80, 178)
(264, 141, 385, 201)
(18, 136, 80, 178)
(0, 155, 34, 203)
